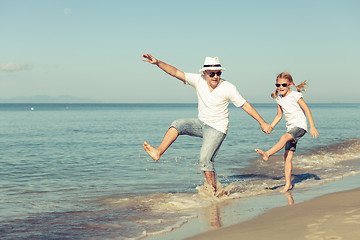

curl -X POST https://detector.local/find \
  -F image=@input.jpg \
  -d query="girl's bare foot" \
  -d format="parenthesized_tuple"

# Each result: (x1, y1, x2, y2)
(143, 141, 161, 161)
(280, 184, 293, 193)
(255, 149, 269, 161)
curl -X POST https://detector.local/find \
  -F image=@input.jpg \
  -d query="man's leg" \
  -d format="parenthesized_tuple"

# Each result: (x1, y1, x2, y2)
(144, 119, 202, 161)
(143, 127, 179, 161)
(200, 125, 226, 191)
(204, 171, 216, 189)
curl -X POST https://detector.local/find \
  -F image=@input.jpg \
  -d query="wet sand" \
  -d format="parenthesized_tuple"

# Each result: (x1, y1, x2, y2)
(187, 187, 360, 240)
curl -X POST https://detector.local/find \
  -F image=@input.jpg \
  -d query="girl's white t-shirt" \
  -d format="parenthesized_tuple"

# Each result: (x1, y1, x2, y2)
(276, 91, 307, 132)
(185, 73, 246, 134)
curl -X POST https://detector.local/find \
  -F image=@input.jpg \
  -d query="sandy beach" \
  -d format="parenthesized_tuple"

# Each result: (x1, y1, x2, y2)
(187, 187, 360, 240)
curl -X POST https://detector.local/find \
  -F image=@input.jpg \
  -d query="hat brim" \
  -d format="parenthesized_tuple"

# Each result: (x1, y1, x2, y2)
(199, 67, 226, 72)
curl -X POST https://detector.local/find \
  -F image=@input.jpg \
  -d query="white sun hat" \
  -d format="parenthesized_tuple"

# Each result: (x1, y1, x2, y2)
(199, 57, 226, 72)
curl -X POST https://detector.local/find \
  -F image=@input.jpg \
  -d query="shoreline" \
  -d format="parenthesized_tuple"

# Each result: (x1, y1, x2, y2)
(188, 187, 360, 240)
(145, 174, 360, 240)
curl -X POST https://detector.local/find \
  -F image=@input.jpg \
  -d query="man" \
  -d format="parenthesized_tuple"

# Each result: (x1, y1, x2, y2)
(142, 53, 271, 191)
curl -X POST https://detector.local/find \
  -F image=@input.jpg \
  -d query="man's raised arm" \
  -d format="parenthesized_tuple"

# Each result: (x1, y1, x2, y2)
(142, 53, 186, 83)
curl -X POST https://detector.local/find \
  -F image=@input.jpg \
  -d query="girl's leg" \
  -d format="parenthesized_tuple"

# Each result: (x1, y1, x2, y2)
(255, 133, 294, 161)
(280, 150, 294, 193)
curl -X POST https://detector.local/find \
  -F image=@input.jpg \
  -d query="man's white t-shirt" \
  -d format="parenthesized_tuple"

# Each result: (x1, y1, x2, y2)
(276, 91, 307, 132)
(185, 73, 246, 134)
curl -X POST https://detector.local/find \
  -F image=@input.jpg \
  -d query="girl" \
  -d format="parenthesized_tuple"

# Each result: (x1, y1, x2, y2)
(255, 72, 319, 193)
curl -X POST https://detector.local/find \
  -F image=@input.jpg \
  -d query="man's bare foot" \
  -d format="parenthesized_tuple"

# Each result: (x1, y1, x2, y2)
(143, 141, 161, 161)
(280, 184, 293, 193)
(255, 149, 269, 161)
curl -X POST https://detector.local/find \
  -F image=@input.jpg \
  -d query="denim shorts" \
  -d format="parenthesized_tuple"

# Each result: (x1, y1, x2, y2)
(285, 127, 306, 151)
(171, 118, 226, 172)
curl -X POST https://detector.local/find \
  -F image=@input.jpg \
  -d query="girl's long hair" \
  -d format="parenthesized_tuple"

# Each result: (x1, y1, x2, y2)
(271, 72, 307, 98)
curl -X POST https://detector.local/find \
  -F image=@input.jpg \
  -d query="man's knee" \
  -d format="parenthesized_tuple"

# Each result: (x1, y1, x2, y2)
(171, 119, 181, 127)
(199, 157, 215, 172)
(168, 126, 179, 135)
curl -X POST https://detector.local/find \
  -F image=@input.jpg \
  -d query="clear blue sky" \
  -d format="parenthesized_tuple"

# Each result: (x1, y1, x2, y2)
(1, 0, 359, 103)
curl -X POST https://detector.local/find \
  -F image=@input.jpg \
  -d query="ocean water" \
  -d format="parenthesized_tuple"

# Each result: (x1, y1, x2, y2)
(0, 103, 359, 239)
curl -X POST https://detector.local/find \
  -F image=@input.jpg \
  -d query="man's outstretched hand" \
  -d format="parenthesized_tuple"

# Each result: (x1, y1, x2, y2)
(142, 53, 158, 65)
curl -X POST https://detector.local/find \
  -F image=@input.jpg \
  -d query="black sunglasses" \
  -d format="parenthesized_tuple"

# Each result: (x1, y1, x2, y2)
(208, 71, 222, 77)
(275, 83, 289, 87)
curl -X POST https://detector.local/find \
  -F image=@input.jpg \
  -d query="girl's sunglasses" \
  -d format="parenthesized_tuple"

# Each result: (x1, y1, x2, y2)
(275, 83, 289, 87)
(208, 71, 222, 77)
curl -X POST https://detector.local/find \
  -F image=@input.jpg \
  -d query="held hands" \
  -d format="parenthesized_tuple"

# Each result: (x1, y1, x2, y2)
(261, 123, 273, 134)
(142, 53, 158, 65)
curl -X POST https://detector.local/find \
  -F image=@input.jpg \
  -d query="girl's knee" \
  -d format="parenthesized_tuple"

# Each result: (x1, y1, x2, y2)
(284, 150, 294, 159)
(281, 133, 294, 141)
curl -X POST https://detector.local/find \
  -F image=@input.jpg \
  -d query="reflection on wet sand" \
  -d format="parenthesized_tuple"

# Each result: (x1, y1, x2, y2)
(283, 191, 294, 205)
(204, 190, 295, 230)
(209, 204, 221, 228)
